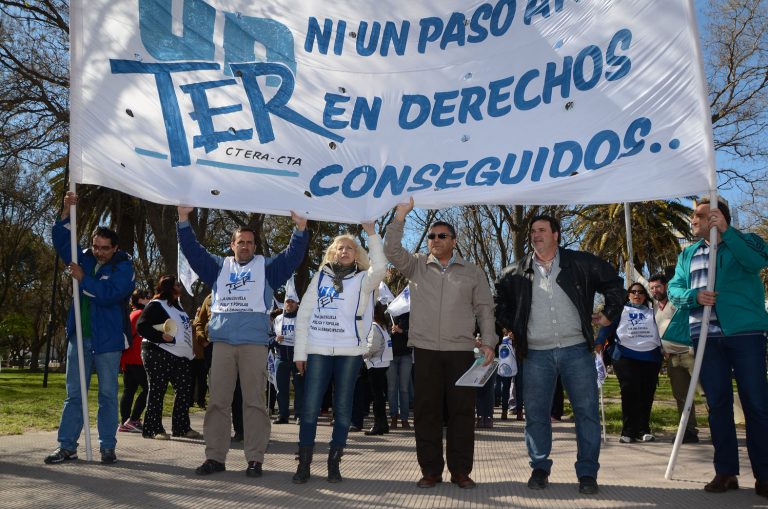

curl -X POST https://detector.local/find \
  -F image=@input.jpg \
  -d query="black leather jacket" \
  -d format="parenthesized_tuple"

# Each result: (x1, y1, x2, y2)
(494, 248, 625, 359)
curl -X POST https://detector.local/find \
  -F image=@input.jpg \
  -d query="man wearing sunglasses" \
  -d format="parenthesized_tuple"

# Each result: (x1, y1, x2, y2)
(666, 197, 768, 498)
(46, 191, 136, 466)
(384, 197, 496, 490)
(495, 214, 624, 495)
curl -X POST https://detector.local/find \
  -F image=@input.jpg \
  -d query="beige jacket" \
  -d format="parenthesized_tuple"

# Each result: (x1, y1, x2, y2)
(384, 221, 496, 351)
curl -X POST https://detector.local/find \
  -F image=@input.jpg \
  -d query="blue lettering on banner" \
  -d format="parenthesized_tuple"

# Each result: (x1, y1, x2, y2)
(309, 116, 683, 198)
(115, 0, 340, 168)
(395, 29, 634, 130)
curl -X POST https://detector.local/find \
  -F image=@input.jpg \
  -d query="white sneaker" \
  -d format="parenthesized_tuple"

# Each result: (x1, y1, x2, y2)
(640, 434, 655, 442)
(619, 436, 635, 444)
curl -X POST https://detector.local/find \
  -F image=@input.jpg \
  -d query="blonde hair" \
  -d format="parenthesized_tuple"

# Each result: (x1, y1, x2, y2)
(322, 234, 370, 270)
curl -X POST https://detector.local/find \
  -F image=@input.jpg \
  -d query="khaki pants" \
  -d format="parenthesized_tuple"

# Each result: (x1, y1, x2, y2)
(667, 351, 699, 434)
(204, 342, 270, 464)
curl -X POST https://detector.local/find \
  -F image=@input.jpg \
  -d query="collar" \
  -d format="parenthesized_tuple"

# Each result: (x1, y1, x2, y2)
(428, 252, 462, 268)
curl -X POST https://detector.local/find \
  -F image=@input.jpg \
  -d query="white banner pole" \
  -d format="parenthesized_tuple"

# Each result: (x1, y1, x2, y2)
(624, 203, 635, 289)
(68, 182, 93, 462)
(665, 0, 720, 480)
(600, 386, 606, 444)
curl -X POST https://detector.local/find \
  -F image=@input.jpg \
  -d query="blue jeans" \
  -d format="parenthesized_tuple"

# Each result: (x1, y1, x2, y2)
(387, 354, 412, 419)
(299, 354, 362, 448)
(523, 343, 601, 479)
(695, 332, 768, 480)
(58, 337, 122, 451)
(275, 346, 303, 419)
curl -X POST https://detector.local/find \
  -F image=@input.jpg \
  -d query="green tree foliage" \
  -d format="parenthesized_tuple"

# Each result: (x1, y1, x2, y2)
(572, 201, 693, 276)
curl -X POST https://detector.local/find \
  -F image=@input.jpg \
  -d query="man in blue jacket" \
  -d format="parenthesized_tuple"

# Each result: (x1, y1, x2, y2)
(45, 192, 135, 465)
(667, 197, 768, 499)
(177, 206, 308, 478)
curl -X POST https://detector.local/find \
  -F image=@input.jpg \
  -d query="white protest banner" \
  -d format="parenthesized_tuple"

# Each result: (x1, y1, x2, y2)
(284, 275, 300, 303)
(177, 244, 198, 295)
(70, 0, 714, 222)
(377, 281, 395, 305)
(387, 286, 410, 317)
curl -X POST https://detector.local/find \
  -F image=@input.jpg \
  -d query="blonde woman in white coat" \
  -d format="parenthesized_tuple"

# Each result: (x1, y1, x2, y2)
(293, 222, 386, 484)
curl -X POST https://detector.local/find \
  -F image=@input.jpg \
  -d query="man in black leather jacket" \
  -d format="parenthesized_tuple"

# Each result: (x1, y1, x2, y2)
(495, 214, 624, 495)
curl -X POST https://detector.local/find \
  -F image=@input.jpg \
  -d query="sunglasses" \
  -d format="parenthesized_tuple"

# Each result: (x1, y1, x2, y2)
(628, 290, 646, 295)
(427, 232, 453, 240)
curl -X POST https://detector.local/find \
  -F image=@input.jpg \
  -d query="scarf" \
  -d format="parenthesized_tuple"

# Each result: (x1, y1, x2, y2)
(329, 263, 357, 294)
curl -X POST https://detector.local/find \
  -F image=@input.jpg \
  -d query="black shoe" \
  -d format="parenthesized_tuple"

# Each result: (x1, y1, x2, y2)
(683, 431, 700, 444)
(348, 425, 362, 432)
(327, 447, 343, 483)
(195, 459, 226, 475)
(44, 447, 78, 464)
(704, 474, 738, 492)
(100, 448, 117, 464)
(293, 447, 313, 484)
(231, 433, 244, 443)
(272, 417, 289, 424)
(527, 469, 549, 490)
(246, 461, 263, 477)
(578, 476, 599, 495)
(364, 422, 388, 435)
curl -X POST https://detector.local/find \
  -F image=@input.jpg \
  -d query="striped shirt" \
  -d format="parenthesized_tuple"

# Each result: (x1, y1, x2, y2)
(689, 243, 722, 338)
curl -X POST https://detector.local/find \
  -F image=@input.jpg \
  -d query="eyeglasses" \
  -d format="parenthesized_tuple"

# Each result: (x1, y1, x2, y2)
(628, 290, 646, 295)
(427, 233, 453, 240)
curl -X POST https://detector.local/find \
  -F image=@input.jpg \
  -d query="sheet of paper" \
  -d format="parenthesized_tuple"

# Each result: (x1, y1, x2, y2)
(455, 359, 499, 387)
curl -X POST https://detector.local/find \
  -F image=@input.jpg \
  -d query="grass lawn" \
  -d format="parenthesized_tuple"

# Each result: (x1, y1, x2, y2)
(0, 368, 203, 436)
(593, 374, 709, 437)
(1, 367, 712, 437)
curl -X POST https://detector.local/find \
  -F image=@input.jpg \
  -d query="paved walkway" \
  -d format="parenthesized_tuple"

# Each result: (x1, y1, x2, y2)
(1, 412, 764, 509)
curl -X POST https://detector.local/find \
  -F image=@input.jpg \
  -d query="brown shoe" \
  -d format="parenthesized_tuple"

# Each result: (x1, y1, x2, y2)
(401, 419, 411, 429)
(704, 474, 739, 493)
(451, 473, 477, 489)
(756, 479, 768, 498)
(390, 416, 398, 429)
(417, 474, 443, 488)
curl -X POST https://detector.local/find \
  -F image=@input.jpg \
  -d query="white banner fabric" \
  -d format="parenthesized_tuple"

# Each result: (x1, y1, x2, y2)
(386, 286, 410, 317)
(69, 0, 715, 222)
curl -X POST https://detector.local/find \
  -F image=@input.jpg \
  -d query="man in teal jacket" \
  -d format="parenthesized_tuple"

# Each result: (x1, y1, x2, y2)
(666, 197, 768, 499)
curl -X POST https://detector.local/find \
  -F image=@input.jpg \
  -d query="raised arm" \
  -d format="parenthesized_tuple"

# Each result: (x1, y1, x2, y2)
(383, 200, 419, 278)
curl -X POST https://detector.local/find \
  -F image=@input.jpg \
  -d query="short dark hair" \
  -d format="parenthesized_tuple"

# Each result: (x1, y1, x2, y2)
(429, 221, 456, 239)
(231, 227, 257, 243)
(648, 273, 667, 285)
(696, 197, 731, 225)
(529, 214, 561, 243)
(153, 275, 180, 304)
(92, 226, 119, 247)
(130, 289, 150, 309)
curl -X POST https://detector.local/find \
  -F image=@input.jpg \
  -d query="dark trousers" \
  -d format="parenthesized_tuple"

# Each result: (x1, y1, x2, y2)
(413, 348, 476, 477)
(695, 333, 768, 479)
(499, 376, 513, 412)
(613, 356, 661, 438)
(476, 372, 496, 418)
(120, 363, 148, 423)
(276, 346, 304, 419)
(189, 358, 208, 407)
(141, 343, 193, 436)
(551, 376, 564, 419)
(515, 361, 524, 411)
(368, 367, 388, 423)
(351, 367, 368, 428)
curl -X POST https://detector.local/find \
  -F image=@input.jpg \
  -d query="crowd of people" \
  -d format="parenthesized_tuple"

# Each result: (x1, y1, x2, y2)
(42, 191, 768, 500)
